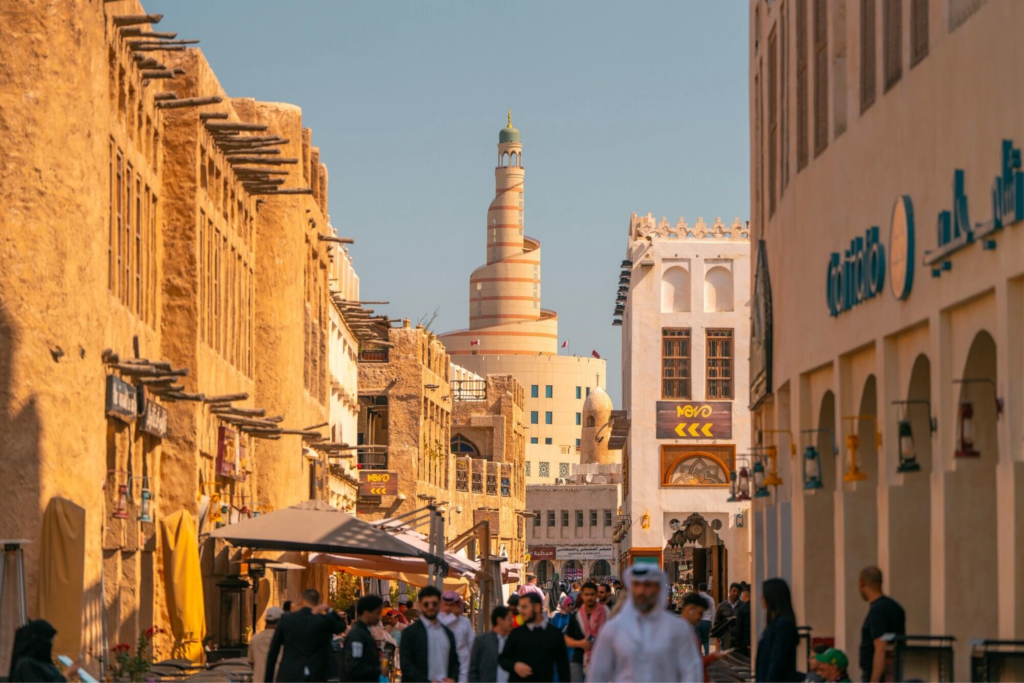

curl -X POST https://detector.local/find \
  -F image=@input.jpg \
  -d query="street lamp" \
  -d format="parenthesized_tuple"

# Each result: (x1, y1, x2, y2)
(955, 402, 979, 458)
(736, 464, 751, 501)
(802, 445, 823, 490)
(762, 445, 783, 487)
(752, 458, 770, 498)
(842, 416, 880, 483)
(896, 420, 921, 472)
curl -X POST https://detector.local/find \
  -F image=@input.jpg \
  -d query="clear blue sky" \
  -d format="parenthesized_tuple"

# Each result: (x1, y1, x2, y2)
(148, 1, 750, 404)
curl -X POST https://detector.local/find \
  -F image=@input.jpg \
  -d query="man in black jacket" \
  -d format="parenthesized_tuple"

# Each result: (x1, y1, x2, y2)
(499, 592, 570, 683)
(733, 583, 752, 658)
(265, 588, 346, 682)
(398, 585, 460, 683)
(345, 594, 384, 683)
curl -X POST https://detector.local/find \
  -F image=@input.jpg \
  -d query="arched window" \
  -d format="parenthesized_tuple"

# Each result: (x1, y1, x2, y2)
(510, 151, 518, 166)
(661, 266, 691, 313)
(704, 265, 734, 312)
(450, 434, 479, 457)
(666, 454, 729, 486)
(586, 415, 596, 428)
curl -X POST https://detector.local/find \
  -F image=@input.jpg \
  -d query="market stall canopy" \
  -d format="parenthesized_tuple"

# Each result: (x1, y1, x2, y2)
(208, 500, 431, 559)
(309, 551, 478, 579)
(371, 520, 479, 576)
(310, 557, 471, 598)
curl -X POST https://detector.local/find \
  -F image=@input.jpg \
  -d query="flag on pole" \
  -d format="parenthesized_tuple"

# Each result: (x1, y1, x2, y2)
(591, 350, 601, 359)
(561, 341, 568, 348)
(470, 339, 480, 346)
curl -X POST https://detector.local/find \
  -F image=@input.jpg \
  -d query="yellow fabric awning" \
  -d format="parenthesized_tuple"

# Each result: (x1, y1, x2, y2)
(38, 497, 86, 658)
(160, 511, 206, 664)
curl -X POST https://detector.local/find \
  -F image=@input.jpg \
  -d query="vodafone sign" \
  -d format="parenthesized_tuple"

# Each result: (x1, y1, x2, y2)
(358, 471, 399, 496)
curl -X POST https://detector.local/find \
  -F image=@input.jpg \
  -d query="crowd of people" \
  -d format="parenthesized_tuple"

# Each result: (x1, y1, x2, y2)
(6, 563, 906, 683)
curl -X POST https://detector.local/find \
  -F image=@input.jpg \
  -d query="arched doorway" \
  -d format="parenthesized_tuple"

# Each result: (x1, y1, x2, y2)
(945, 331, 998, 674)
(562, 560, 583, 584)
(843, 376, 879, 652)
(590, 560, 611, 580)
(804, 391, 837, 640)
(889, 354, 932, 634)
(533, 560, 555, 586)
(663, 514, 727, 603)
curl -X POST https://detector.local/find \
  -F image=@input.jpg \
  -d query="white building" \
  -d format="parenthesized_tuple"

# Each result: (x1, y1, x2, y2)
(326, 235, 362, 512)
(748, 1, 1024, 678)
(618, 214, 752, 604)
(525, 386, 624, 584)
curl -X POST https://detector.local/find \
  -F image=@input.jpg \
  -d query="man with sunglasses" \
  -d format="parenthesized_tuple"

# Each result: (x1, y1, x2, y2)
(397, 586, 460, 683)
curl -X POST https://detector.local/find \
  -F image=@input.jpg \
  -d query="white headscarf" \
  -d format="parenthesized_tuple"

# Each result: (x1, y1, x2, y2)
(586, 565, 704, 683)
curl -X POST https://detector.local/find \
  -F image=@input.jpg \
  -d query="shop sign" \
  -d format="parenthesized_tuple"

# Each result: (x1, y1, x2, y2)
(656, 401, 732, 439)
(358, 470, 398, 496)
(563, 566, 583, 581)
(528, 546, 556, 561)
(750, 240, 773, 410)
(139, 391, 168, 438)
(556, 545, 613, 561)
(826, 226, 886, 317)
(216, 426, 246, 482)
(105, 375, 137, 423)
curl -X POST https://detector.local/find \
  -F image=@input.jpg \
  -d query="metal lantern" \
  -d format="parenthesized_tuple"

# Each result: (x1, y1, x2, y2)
(896, 420, 921, 472)
(138, 482, 153, 523)
(209, 493, 223, 524)
(955, 402, 979, 458)
(736, 466, 751, 501)
(843, 433, 868, 482)
(113, 483, 130, 519)
(752, 459, 770, 498)
(217, 575, 251, 651)
(763, 446, 783, 487)
(735, 512, 745, 528)
(727, 470, 739, 502)
(802, 445, 823, 490)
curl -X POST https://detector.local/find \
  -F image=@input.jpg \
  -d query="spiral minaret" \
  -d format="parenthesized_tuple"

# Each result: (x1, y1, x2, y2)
(444, 112, 559, 356)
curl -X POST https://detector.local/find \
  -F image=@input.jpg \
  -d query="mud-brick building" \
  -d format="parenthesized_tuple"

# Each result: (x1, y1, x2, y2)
(0, 0, 346, 669)
(357, 321, 528, 565)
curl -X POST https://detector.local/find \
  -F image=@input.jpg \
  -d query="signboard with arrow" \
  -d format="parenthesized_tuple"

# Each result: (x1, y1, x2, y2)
(358, 470, 399, 496)
(656, 401, 732, 439)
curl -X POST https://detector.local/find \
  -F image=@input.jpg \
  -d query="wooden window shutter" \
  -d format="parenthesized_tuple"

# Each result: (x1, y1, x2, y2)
(768, 30, 778, 217)
(860, 0, 876, 113)
(813, 0, 829, 157)
(883, 0, 902, 91)
(910, 0, 928, 67)
(796, 0, 809, 171)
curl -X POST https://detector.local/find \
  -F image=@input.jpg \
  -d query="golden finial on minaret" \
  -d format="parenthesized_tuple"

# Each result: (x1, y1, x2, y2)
(508, 108, 512, 127)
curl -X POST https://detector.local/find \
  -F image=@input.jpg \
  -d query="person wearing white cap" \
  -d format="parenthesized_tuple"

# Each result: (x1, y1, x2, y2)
(438, 590, 475, 683)
(585, 565, 704, 683)
(248, 606, 283, 683)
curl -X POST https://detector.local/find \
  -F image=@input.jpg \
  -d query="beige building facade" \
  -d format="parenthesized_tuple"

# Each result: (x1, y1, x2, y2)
(356, 322, 527, 564)
(618, 214, 753, 604)
(749, 0, 1024, 678)
(0, 0, 350, 668)
(440, 118, 606, 475)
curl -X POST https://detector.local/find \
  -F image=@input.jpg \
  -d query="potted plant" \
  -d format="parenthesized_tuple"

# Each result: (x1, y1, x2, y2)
(104, 626, 162, 682)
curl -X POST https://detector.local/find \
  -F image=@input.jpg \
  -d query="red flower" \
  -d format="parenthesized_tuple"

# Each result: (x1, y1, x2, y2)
(113, 643, 131, 654)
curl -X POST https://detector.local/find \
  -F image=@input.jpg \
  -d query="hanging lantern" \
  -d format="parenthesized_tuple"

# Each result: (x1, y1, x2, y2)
(752, 459, 770, 498)
(843, 433, 868, 482)
(640, 510, 651, 529)
(802, 445, 823, 490)
(735, 512, 745, 528)
(113, 483, 130, 519)
(736, 466, 751, 501)
(727, 469, 738, 502)
(763, 446, 783, 487)
(209, 493, 223, 524)
(138, 482, 153, 523)
(896, 420, 921, 472)
(955, 402, 979, 458)
(240, 505, 252, 518)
